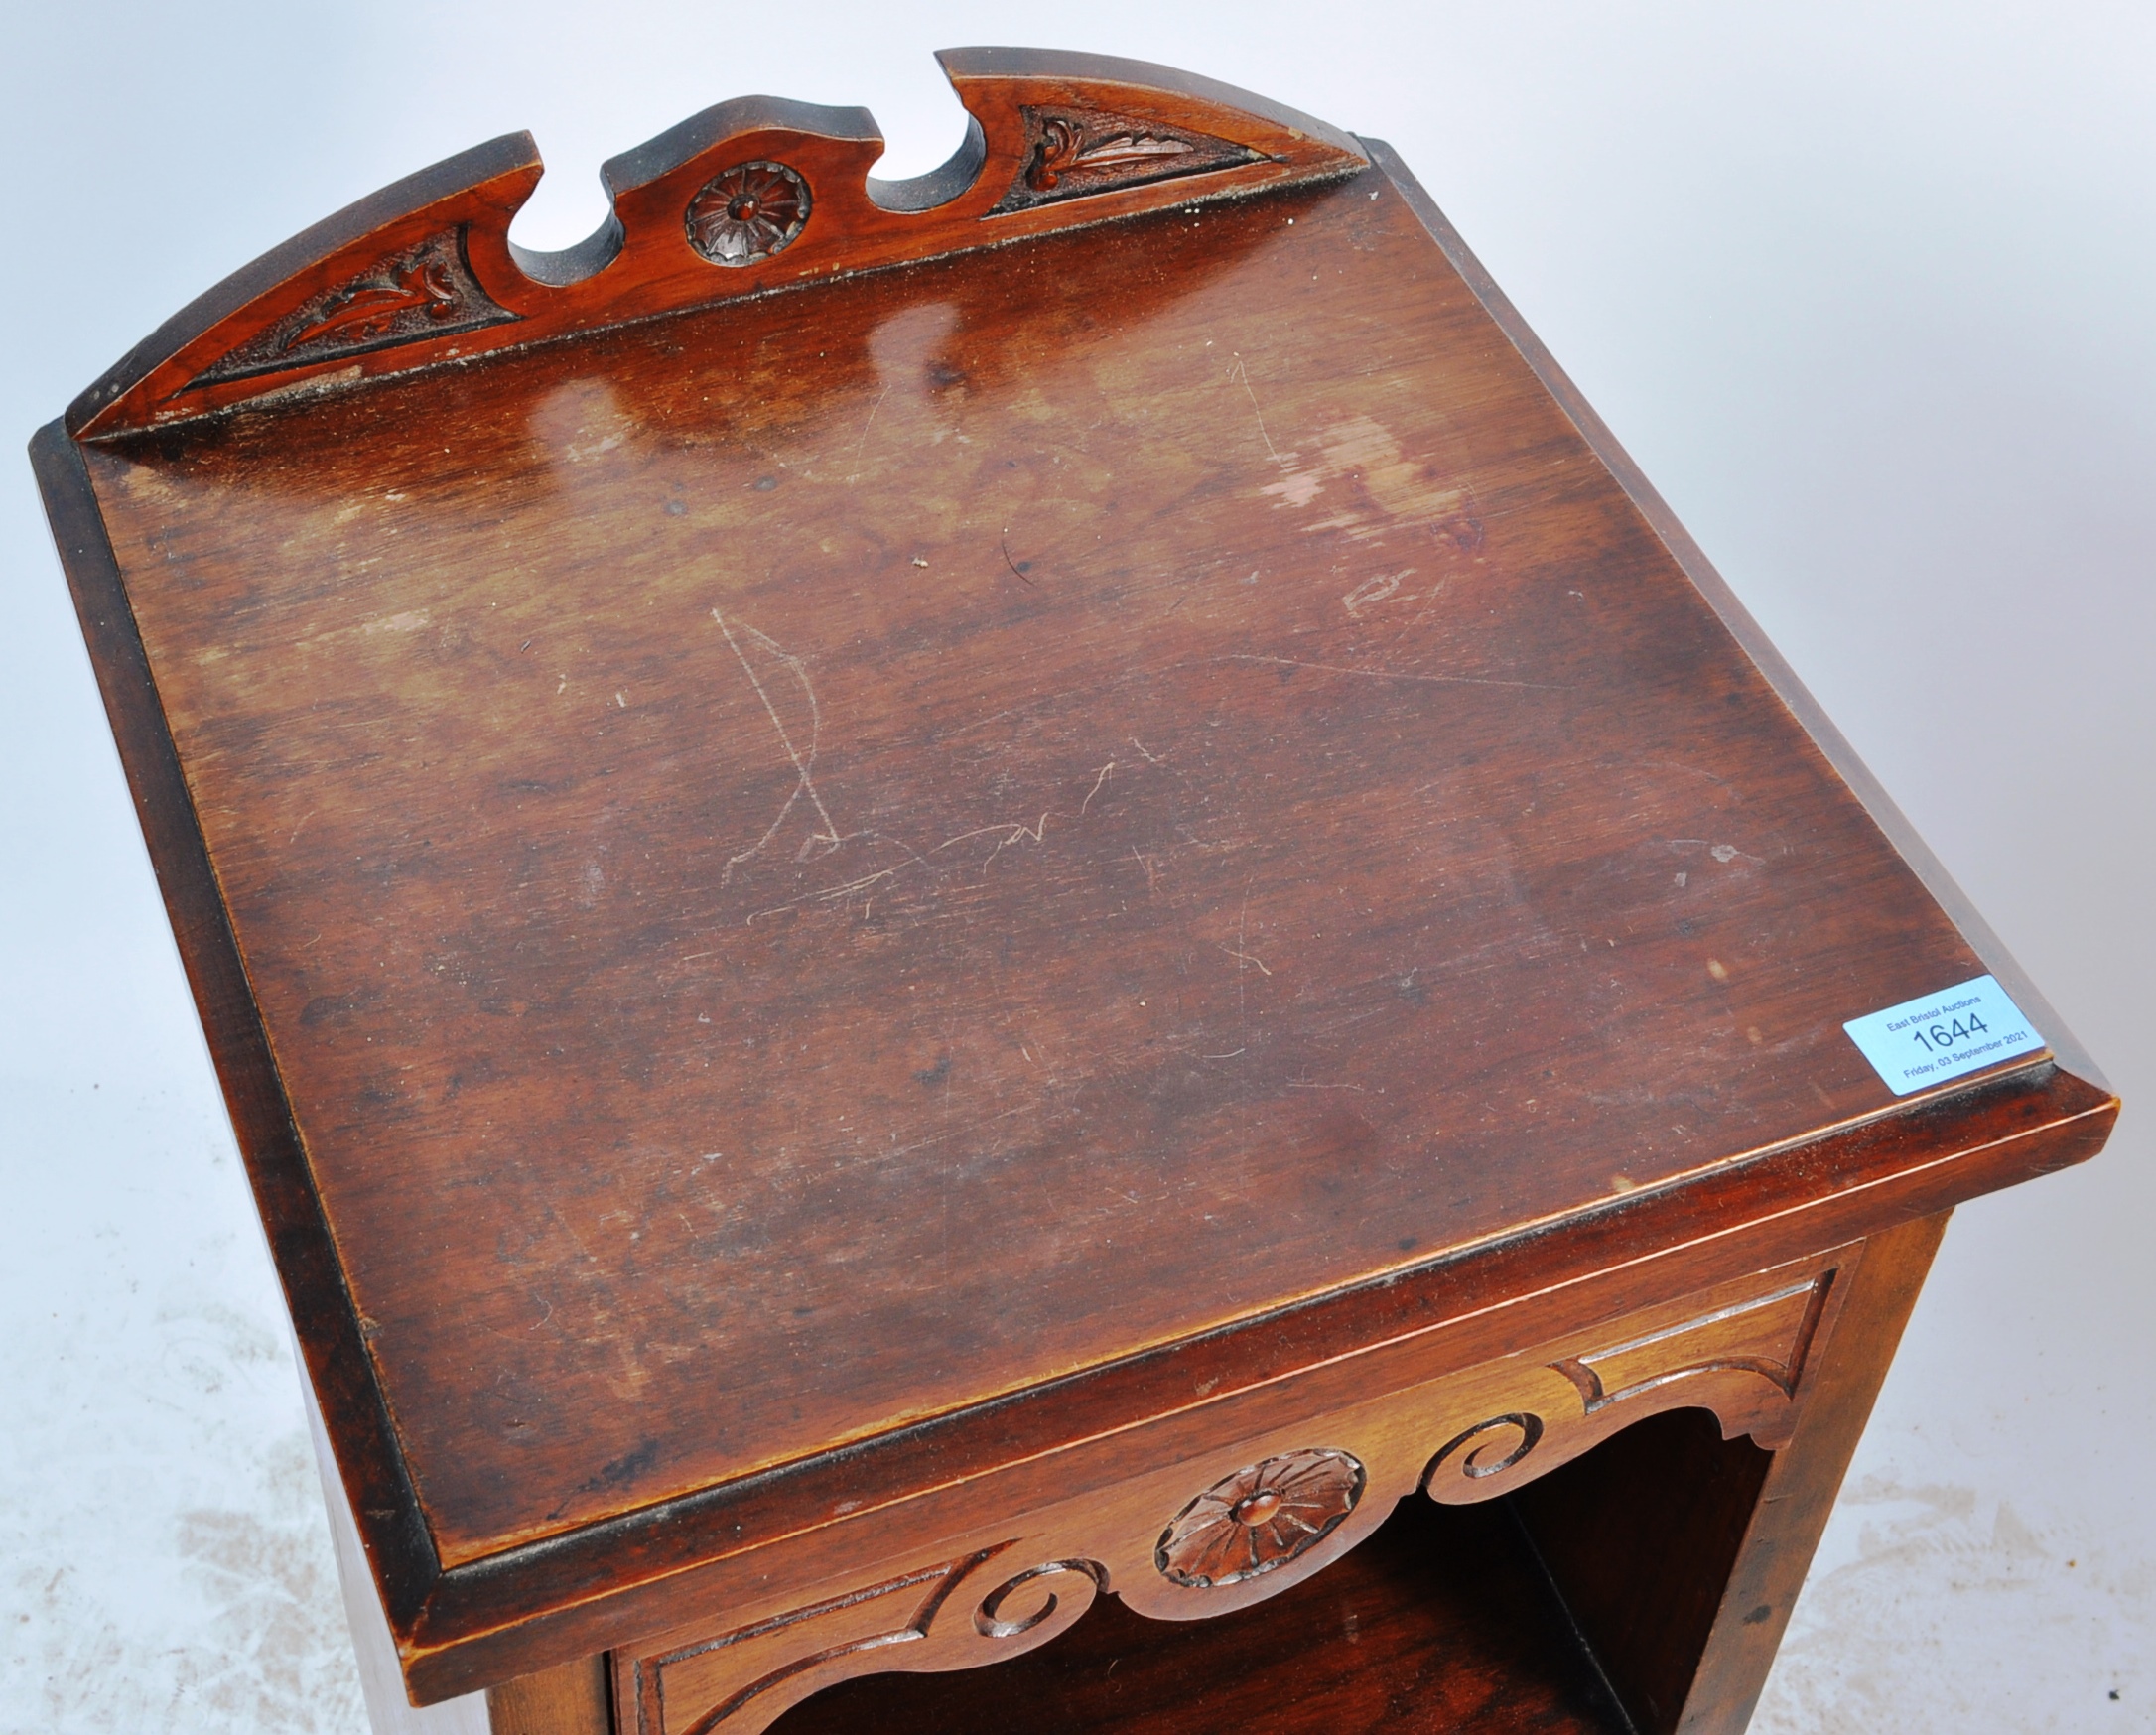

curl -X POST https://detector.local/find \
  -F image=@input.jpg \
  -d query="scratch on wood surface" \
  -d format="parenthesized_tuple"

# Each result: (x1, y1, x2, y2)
(1234, 876, 1256, 1049)
(1638, 760, 1732, 787)
(1000, 531, 1038, 587)
(740, 754, 1120, 923)
(1342, 570, 1414, 617)
(746, 866, 899, 926)
(1215, 652, 1566, 691)
(742, 808, 1056, 923)
(934, 813, 1050, 876)
(884, 1102, 1033, 1163)
(1229, 354, 1287, 467)
(849, 383, 891, 473)
(944, 698, 1043, 738)
(712, 608, 844, 884)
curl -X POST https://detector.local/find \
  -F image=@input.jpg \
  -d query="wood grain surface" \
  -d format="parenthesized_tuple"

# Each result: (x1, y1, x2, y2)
(35, 57, 2115, 1701)
(765, 1492, 1631, 1734)
(1666, 1210, 1950, 1733)
(610, 1249, 1852, 1735)
(486, 1655, 611, 1735)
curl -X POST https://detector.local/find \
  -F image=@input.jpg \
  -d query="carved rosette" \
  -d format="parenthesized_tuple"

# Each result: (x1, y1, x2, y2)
(1154, 1447, 1364, 1589)
(196, 226, 516, 385)
(687, 162, 812, 266)
(616, 1263, 1844, 1731)
(989, 107, 1266, 214)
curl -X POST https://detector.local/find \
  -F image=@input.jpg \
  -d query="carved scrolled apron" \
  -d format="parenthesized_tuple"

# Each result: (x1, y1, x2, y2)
(618, 1254, 1846, 1735)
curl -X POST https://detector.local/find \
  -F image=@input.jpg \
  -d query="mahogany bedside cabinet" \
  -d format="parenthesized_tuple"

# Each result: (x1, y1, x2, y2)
(33, 48, 2116, 1735)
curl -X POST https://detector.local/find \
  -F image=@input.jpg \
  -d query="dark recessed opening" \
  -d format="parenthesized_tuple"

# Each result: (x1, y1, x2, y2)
(768, 1490, 1610, 1733)
(766, 1408, 1771, 1734)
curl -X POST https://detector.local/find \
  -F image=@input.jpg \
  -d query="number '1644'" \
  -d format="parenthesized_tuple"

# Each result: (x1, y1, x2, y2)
(1912, 1014, 1987, 1052)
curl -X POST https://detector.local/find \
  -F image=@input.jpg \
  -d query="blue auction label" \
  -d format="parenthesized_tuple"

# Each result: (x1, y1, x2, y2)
(1842, 974, 2044, 1096)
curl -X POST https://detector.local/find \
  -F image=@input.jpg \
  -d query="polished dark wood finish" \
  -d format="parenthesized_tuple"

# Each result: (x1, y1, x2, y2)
(28, 424, 440, 1633)
(1357, 140, 2105, 1095)
(1513, 1210, 1948, 1732)
(767, 1493, 1631, 1734)
(68, 50, 1363, 439)
(1513, 1410, 1771, 1732)
(607, 1250, 1851, 1734)
(32, 49, 2112, 1724)
(487, 1656, 613, 1735)
(662, 1216, 1941, 1734)
(1671, 1210, 1951, 1733)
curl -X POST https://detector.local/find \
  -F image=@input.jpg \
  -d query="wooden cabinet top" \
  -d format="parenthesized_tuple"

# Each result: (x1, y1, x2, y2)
(32, 49, 2113, 1698)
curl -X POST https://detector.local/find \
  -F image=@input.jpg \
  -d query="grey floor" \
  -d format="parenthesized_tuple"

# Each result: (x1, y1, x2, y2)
(3, 6, 2150, 1729)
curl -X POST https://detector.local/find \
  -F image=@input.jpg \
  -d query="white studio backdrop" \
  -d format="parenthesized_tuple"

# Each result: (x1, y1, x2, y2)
(2, 4, 2150, 1729)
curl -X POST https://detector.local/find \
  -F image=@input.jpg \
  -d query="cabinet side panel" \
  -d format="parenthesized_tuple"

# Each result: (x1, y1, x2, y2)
(27, 421, 442, 1636)
(1675, 1210, 1949, 1733)
(1518, 1213, 1947, 1732)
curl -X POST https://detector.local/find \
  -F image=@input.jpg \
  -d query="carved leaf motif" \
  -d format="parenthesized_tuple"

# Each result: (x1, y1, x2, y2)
(288, 256, 460, 348)
(1025, 120, 1197, 193)
(992, 107, 1266, 214)
(1027, 118, 1086, 191)
(1071, 135, 1196, 172)
(191, 227, 516, 389)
